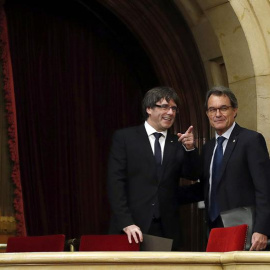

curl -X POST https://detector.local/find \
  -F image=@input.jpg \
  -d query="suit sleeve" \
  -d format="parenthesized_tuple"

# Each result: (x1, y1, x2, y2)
(178, 181, 204, 204)
(177, 147, 203, 204)
(247, 133, 270, 235)
(107, 130, 134, 231)
(181, 147, 201, 180)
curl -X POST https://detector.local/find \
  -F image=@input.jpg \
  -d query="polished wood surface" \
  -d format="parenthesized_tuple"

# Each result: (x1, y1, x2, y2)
(1, 251, 270, 270)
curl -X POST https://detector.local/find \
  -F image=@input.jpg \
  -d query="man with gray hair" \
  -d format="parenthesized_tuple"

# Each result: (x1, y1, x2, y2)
(202, 85, 270, 251)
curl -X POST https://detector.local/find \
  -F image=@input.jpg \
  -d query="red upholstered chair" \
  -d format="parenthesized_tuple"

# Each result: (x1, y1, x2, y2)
(206, 224, 248, 252)
(79, 235, 140, 251)
(6, 234, 65, 252)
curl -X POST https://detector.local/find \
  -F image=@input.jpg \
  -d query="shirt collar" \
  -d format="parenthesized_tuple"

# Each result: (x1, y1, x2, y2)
(144, 121, 167, 138)
(215, 122, 235, 140)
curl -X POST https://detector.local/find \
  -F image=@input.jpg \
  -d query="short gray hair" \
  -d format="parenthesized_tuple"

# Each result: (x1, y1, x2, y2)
(205, 85, 238, 110)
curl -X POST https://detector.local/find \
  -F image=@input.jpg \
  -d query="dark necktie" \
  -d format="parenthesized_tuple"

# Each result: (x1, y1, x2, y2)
(153, 132, 162, 218)
(209, 136, 226, 222)
(153, 132, 162, 165)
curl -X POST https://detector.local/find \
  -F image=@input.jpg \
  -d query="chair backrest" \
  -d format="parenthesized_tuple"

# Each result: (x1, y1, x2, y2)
(206, 224, 248, 252)
(79, 234, 140, 251)
(6, 234, 65, 252)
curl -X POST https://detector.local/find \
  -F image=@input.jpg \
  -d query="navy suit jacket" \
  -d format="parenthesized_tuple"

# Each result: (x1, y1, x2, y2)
(107, 124, 200, 243)
(202, 123, 270, 235)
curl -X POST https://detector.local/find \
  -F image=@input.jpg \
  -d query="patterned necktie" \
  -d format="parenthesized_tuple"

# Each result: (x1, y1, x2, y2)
(209, 136, 226, 222)
(153, 132, 162, 165)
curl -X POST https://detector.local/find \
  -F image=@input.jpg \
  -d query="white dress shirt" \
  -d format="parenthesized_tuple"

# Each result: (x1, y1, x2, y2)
(144, 121, 167, 163)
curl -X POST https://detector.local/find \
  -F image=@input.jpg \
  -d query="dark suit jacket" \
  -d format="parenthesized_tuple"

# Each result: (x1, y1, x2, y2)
(107, 124, 200, 243)
(202, 123, 270, 236)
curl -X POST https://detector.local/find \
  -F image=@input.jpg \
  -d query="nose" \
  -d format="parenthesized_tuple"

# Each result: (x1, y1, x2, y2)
(167, 108, 174, 114)
(215, 109, 222, 116)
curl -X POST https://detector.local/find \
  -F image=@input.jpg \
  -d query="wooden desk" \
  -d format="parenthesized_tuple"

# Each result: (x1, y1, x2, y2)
(0, 251, 270, 270)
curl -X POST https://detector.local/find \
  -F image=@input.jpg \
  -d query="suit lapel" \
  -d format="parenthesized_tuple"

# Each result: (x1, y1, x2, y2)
(136, 125, 155, 161)
(136, 125, 156, 165)
(158, 133, 178, 182)
(205, 139, 216, 173)
(204, 138, 216, 193)
(162, 133, 177, 167)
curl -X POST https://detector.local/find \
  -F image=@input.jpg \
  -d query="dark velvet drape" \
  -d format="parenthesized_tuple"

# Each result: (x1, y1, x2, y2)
(4, 0, 209, 251)
(0, 7, 26, 236)
(4, 1, 157, 238)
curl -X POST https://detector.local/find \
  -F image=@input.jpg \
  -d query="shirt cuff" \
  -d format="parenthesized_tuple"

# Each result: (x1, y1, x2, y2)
(182, 144, 195, 151)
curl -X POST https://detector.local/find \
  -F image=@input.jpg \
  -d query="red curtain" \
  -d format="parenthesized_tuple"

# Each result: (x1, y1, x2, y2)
(0, 7, 26, 236)
(4, 1, 156, 238)
(3, 0, 208, 252)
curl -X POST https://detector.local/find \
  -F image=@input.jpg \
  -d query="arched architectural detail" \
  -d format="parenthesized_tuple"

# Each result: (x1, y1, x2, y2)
(96, 0, 209, 149)
(96, 0, 270, 148)
(174, 0, 270, 147)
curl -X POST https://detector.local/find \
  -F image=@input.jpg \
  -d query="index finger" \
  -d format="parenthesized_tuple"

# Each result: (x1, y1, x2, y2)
(132, 231, 139, 244)
(127, 231, 133, 244)
(138, 230, 143, 242)
(250, 240, 260, 251)
(186, 126, 193, 134)
(249, 243, 256, 251)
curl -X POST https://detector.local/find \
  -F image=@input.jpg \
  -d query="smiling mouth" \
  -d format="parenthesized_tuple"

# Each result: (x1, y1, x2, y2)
(163, 117, 172, 121)
(214, 120, 224, 123)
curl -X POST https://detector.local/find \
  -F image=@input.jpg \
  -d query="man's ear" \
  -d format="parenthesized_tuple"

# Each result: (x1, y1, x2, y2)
(233, 108, 238, 118)
(146, 107, 152, 115)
